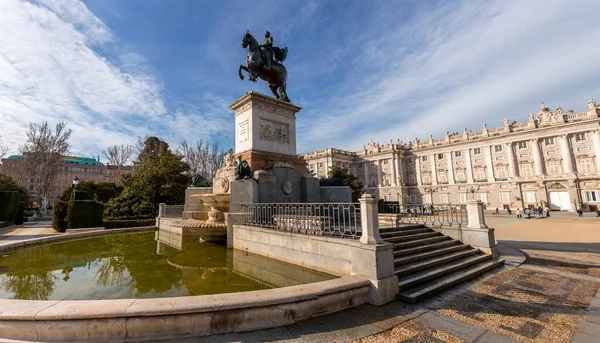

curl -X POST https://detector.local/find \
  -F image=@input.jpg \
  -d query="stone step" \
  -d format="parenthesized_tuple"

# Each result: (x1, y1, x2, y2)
(393, 236, 450, 250)
(394, 244, 471, 265)
(393, 240, 461, 257)
(384, 231, 441, 244)
(379, 224, 426, 233)
(380, 228, 433, 238)
(397, 259, 505, 303)
(395, 248, 480, 276)
(398, 254, 492, 290)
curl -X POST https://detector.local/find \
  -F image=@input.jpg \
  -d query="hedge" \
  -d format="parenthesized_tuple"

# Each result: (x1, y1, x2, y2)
(52, 201, 69, 232)
(67, 200, 104, 229)
(0, 191, 19, 223)
(14, 202, 25, 225)
(0, 221, 10, 228)
(103, 219, 156, 229)
(71, 190, 91, 201)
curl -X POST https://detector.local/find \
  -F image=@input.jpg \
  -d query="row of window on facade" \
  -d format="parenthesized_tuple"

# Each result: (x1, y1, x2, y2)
(401, 189, 600, 205)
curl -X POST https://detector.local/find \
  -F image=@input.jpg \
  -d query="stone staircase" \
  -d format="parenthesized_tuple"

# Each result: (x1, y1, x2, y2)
(380, 224, 504, 303)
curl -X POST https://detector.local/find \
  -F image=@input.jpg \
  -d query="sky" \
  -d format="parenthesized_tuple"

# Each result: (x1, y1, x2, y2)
(1, 0, 600, 159)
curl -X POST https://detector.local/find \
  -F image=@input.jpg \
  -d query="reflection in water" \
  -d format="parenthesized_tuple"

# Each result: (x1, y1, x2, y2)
(0, 231, 335, 300)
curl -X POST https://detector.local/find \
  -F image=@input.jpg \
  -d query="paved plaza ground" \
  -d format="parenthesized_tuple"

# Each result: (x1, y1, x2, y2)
(1, 216, 598, 342)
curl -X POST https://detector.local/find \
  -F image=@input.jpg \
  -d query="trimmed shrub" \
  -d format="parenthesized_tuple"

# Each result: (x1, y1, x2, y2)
(67, 200, 104, 229)
(71, 190, 92, 201)
(52, 201, 69, 232)
(14, 202, 25, 225)
(0, 221, 10, 228)
(0, 191, 19, 223)
(103, 219, 156, 229)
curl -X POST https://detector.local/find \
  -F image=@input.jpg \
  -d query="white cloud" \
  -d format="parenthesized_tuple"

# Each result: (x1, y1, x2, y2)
(0, 0, 168, 157)
(296, 0, 600, 153)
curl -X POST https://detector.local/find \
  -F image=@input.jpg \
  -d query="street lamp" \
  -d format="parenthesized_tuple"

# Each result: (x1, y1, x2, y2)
(425, 187, 438, 214)
(72, 176, 79, 189)
(469, 186, 476, 200)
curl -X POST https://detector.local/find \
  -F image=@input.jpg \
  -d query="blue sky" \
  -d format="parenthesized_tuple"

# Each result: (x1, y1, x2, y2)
(1, 0, 599, 159)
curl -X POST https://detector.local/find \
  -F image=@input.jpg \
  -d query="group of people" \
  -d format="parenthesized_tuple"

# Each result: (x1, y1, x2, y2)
(513, 206, 550, 219)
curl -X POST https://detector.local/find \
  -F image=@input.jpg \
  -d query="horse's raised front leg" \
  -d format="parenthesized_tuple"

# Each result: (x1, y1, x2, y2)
(238, 65, 249, 80)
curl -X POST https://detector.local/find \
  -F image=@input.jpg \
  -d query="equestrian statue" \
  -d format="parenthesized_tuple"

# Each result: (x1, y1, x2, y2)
(238, 31, 290, 102)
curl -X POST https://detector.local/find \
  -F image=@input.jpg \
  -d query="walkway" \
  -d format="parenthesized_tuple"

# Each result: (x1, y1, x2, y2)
(0, 220, 59, 247)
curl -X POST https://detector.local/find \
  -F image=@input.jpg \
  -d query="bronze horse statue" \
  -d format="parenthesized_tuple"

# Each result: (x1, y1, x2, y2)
(238, 31, 290, 102)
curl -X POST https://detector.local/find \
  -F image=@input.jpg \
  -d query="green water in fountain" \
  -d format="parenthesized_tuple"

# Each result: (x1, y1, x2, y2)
(0, 232, 335, 300)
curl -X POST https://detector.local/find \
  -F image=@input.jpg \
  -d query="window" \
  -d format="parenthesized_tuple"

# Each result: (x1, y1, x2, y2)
(583, 190, 600, 202)
(454, 151, 462, 158)
(408, 158, 413, 164)
(370, 161, 376, 166)
(383, 159, 389, 165)
(439, 194, 449, 204)
(457, 193, 467, 203)
(548, 161, 562, 175)
(579, 159, 594, 174)
(495, 165, 508, 179)
(358, 163, 363, 168)
(499, 192, 511, 204)
(494, 145, 503, 153)
(408, 195, 417, 204)
(319, 162, 323, 168)
(408, 174, 416, 184)
(519, 164, 533, 177)
(518, 141, 527, 149)
(437, 171, 448, 183)
(575, 133, 586, 142)
(473, 148, 481, 155)
(437, 153, 444, 160)
(422, 172, 431, 184)
(545, 137, 555, 145)
(455, 169, 466, 182)
(474, 167, 486, 181)
(422, 156, 428, 162)
(524, 191, 536, 204)
(478, 193, 488, 203)
(423, 194, 431, 204)
(370, 180, 377, 187)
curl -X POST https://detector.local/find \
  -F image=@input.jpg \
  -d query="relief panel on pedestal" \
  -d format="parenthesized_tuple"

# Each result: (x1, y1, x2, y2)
(260, 119, 290, 145)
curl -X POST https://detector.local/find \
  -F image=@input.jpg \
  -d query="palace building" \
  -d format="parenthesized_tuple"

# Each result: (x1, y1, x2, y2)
(303, 99, 600, 212)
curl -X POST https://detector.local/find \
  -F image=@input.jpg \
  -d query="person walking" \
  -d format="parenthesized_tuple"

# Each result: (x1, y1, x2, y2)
(545, 206, 550, 218)
(525, 208, 532, 219)
(516, 208, 522, 219)
(577, 208, 583, 217)
(495, 207, 500, 215)
(537, 205, 543, 218)
(596, 209, 600, 217)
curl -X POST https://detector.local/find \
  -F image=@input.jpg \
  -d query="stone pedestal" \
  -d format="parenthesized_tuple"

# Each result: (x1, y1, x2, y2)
(230, 92, 307, 173)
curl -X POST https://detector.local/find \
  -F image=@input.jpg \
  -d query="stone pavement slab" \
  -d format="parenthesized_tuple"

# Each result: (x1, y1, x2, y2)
(415, 310, 486, 342)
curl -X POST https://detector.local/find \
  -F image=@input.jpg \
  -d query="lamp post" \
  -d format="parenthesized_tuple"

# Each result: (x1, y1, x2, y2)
(425, 187, 438, 214)
(468, 186, 476, 200)
(71, 176, 79, 201)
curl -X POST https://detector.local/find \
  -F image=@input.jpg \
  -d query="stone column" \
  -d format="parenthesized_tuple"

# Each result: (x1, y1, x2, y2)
(531, 138, 544, 177)
(559, 134, 575, 175)
(397, 156, 404, 186)
(363, 162, 369, 187)
(506, 142, 518, 178)
(391, 155, 398, 187)
(158, 203, 166, 217)
(465, 149, 474, 183)
(431, 154, 438, 185)
(446, 151, 455, 184)
(359, 194, 383, 245)
(485, 146, 495, 181)
(463, 200, 498, 258)
(415, 157, 422, 185)
(591, 130, 600, 173)
(376, 160, 383, 187)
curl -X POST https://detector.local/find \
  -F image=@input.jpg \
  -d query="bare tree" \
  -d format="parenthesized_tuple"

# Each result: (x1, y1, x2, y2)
(103, 144, 134, 183)
(0, 135, 8, 159)
(21, 122, 72, 215)
(178, 140, 225, 179)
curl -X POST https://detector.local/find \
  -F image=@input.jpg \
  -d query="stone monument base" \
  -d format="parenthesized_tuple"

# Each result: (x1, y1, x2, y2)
(235, 149, 308, 174)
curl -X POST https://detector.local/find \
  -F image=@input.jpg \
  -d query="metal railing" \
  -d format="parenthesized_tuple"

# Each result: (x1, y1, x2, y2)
(163, 205, 185, 218)
(240, 203, 361, 239)
(379, 203, 467, 227)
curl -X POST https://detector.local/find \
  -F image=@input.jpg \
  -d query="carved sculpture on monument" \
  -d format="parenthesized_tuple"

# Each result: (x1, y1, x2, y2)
(589, 98, 597, 110)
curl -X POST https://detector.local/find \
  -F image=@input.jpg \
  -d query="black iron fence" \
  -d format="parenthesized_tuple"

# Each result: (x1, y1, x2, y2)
(379, 203, 467, 227)
(240, 203, 361, 239)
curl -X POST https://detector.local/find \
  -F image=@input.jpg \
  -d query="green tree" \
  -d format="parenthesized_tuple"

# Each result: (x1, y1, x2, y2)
(323, 166, 364, 202)
(105, 138, 190, 218)
(0, 174, 28, 202)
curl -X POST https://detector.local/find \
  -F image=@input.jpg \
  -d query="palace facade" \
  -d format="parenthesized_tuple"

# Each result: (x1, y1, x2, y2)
(0, 155, 134, 205)
(303, 99, 600, 212)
